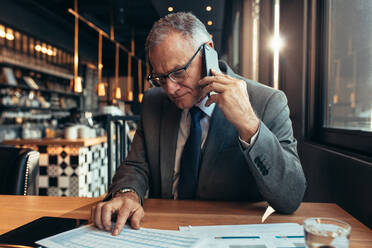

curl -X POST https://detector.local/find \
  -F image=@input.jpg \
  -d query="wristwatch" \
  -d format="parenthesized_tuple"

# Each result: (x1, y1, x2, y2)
(116, 188, 137, 195)
(114, 188, 142, 204)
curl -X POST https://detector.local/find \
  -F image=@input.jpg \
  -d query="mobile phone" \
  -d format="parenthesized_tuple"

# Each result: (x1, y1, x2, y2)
(203, 43, 220, 77)
(202, 44, 220, 98)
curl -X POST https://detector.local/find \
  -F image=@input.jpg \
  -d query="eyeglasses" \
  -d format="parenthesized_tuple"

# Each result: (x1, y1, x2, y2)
(147, 43, 204, 87)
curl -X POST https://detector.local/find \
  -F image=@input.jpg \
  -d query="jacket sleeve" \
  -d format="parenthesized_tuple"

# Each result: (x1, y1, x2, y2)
(242, 90, 306, 214)
(104, 106, 150, 204)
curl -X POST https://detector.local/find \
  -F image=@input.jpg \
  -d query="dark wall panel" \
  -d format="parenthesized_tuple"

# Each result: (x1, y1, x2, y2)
(279, 0, 306, 148)
(302, 142, 372, 229)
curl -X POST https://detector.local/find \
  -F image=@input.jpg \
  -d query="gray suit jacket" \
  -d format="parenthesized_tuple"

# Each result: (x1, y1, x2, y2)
(108, 61, 306, 214)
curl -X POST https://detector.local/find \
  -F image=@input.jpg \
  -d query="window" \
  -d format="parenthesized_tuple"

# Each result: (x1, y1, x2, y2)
(309, 0, 372, 156)
(323, 0, 372, 132)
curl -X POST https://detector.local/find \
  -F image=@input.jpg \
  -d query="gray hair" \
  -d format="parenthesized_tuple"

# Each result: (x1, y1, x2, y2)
(145, 12, 211, 54)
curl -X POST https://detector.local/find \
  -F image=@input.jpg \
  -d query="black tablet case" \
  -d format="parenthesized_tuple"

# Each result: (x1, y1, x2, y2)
(0, 216, 88, 247)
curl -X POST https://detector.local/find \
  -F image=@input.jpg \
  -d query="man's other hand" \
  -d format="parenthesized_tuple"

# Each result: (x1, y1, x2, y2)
(91, 191, 144, 236)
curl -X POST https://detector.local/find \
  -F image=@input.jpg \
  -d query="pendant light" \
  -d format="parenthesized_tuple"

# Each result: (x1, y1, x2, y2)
(127, 33, 135, 101)
(72, 0, 82, 93)
(138, 59, 143, 102)
(74, 76, 83, 93)
(97, 32, 105, 96)
(113, 43, 121, 99)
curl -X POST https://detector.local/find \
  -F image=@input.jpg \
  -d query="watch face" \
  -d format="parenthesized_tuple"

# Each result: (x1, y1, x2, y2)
(115, 188, 135, 197)
(119, 189, 132, 193)
(114, 189, 141, 205)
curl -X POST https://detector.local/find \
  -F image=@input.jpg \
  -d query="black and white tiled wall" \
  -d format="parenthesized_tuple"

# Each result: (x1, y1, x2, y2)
(20, 143, 108, 197)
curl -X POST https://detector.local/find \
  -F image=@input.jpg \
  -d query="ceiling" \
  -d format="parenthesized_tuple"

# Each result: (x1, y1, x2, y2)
(150, 0, 225, 53)
(9, 0, 225, 75)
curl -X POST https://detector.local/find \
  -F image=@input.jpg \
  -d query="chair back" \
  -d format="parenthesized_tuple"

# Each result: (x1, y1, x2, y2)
(0, 145, 39, 195)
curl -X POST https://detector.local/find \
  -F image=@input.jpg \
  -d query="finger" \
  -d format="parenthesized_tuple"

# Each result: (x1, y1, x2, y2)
(130, 207, 145, 229)
(200, 82, 227, 101)
(211, 68, 237, 82)
(94, 202, 104, 229)
(199, 74, 233, 87)
(205, 93, 219, 107)
(211, 69, 236, 81)
(101, 204, 114, 231)
(199, 87, 210, 102)
(199, 84, 215, 101)
(210, 68, 224, 76)
(90, 205, 96, 224)
(199, 75, 218, 87)
(112, 205, 132, 236)
(204, 81, 227, 94)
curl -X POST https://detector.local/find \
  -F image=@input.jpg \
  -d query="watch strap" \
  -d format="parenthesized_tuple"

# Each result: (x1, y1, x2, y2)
(114, 188, 142, 205)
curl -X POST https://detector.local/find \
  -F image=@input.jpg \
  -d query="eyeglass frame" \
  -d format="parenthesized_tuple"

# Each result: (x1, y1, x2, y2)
(147, 43, 205, 87)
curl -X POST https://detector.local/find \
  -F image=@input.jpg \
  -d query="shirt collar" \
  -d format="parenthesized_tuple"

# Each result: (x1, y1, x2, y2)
(196, 96, 215, 117)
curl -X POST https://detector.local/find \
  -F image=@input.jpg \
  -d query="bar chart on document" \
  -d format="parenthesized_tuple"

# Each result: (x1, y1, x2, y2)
(179, 223, 306, 248)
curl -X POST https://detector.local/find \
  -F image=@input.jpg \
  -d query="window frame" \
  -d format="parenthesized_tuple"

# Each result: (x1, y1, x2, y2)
(306, 0, 372, 157)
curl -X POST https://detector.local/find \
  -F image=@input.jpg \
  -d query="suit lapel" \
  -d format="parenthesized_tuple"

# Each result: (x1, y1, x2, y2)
(198, 105, 230, 183)
(159, 98, 181, 198)
(198, 61, 235, 169)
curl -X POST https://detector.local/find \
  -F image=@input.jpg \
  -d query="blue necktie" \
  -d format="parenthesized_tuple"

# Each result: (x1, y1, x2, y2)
(178, 106, 203, 199)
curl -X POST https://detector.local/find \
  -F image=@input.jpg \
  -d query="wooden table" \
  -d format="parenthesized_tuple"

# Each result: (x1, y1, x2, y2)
(0, 195, 371, 247)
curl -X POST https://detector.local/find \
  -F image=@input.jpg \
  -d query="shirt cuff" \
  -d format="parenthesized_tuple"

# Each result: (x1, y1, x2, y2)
(239, 129, 259, 149)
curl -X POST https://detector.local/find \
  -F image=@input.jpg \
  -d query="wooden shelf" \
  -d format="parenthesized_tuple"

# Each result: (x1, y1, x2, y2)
(0, 105, 73, 112)
(0, 54, 73, 80)
(2, 136, 107, 147)
(0, 83, 81, 97)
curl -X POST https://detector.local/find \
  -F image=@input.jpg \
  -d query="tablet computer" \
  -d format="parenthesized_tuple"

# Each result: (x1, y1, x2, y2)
(0, 216, 88, 248)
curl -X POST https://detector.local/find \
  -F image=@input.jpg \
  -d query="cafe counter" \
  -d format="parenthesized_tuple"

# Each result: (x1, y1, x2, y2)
(2, 137, 108, 197)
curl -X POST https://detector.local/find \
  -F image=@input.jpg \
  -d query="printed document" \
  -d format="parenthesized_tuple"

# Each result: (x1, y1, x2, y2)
(36, 222, 305, 248)
(37, 224, 205, 248)
(179, 223, 306, 248)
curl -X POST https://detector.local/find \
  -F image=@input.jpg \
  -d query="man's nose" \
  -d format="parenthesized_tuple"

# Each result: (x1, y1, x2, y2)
(164, 77, 181, 94)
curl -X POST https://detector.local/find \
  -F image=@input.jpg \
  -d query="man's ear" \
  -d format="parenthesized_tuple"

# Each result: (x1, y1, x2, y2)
(205, 40, 214, 49)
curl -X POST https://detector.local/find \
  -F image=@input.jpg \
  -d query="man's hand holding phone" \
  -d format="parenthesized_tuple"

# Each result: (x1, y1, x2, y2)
(199, 69, 260, 143)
